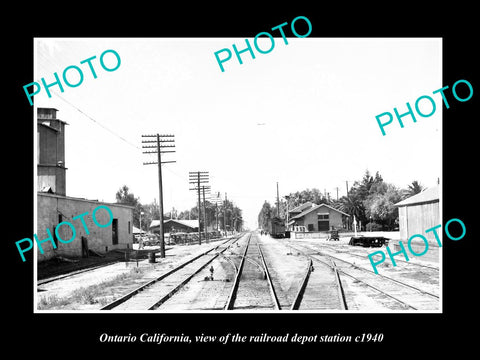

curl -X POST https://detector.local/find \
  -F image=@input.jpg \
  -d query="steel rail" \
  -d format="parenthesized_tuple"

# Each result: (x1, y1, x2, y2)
(334, 266, 417, 310)
(101, 235, 241, 310)
(289, 241, 439, 299)
(297, 249, 417, 310)
(38, 260, 120, 286)
(224, 233, 251, 310)
(330, 259, 348, 310)
(256, 240, 281, 310)
(290, 259, 313, 310)
(317, 242, 439, 271)
(284, 242, 427, 310)
(322, 250, 439, 299)
(148, 242, 235, 310)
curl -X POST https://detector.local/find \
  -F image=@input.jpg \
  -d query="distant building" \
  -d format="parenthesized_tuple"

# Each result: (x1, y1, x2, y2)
(288, 203, 350, 232)
(36, 108, 133, 261)
(394, 186, 440, 261)
(149, 219, 199, 234)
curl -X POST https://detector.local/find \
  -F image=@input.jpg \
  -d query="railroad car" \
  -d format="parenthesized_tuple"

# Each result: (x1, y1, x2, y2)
(268, 216, 286, 238)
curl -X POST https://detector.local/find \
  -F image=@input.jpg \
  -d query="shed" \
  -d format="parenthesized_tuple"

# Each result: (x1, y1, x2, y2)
(394, 186, 440, 261)
(149, 219, 199, 234)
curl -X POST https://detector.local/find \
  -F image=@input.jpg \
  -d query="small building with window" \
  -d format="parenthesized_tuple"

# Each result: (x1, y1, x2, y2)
(289, 203, 350, 232)
(37, 192, 134, 261)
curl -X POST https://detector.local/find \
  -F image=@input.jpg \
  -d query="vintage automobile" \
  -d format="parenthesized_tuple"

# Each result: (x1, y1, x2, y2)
(326, 229, 340, 241)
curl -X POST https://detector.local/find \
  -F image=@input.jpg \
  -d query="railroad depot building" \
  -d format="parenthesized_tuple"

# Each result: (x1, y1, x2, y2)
(394, 185, 440, 261)
(288, 202, 350, 235)
(36, 108, 133, 262)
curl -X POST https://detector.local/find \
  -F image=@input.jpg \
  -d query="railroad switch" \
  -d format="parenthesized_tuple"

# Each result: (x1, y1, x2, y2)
(209, 265, 214, 280)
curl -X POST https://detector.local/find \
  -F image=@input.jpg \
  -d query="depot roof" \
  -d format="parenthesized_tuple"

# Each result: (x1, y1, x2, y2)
(395, 186, 439, 207)
(290, 203, 350, 220)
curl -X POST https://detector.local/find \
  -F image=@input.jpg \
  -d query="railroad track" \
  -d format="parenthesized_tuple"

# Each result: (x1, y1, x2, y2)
(225, 233, 281, 310)
(38, 260, 120, 286)
(100, 234, 243, 311)
(289, 255, 348, 310)
(283, 241, 439, 311)
(313, 241, 440, 271)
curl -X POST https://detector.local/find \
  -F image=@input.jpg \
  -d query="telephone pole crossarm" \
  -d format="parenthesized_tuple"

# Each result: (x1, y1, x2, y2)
(141, 133, 176, 258)
(188, 171, 210, 245)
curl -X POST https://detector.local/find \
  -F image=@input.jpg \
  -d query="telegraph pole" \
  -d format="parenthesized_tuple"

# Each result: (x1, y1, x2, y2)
(276, 182, 280, 217)
(212, 191, 222, 232)
(142, 134, 175, 258)
(189, 171, 209, 245)
(224, 192, 228, 233)
(201, 185, 211, 243)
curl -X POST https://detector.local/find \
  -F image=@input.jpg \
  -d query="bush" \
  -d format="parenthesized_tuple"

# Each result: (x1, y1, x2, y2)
(366, 222, 383, 231)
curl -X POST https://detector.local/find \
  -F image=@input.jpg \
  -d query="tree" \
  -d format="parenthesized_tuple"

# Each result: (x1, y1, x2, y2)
(115, 185, 138, 205)
(405, 180, 424, 198)
(141, 200, 160, 232)
(344, 170, 385, 228)
(258, 201, 273, 230)
(115, 185, 143, 230)
(335, 194, 365, 230)
(176, 199, 244, 232)
(220, 200, 243, 231)
(364, 183, 403, 230)
(267, 169, 425, 233)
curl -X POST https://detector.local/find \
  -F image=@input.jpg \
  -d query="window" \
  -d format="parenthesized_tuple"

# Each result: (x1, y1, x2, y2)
(307, 224, 314, 231)
(112, 219, 118, 245)
(128, 221, 131, 234)
(318, 214, 329, 220)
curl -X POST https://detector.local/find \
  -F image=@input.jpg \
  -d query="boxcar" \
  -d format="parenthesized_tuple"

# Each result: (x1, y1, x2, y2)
(268, 217, 286, 238)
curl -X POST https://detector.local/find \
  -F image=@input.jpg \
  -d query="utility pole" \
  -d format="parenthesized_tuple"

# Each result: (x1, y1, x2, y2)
(189, 171, 209, 245)
(142, 134, 175, 258)
(201, 185, 211, 243)
(346, 181, 349, 198)
(212, 191, 221, 232)
(285, 195, 290, 230)
(276, 182, 280, 217)
(215, 201, 219, 231)
(224, 192, 228, 233)
(336, 187, 339, 201)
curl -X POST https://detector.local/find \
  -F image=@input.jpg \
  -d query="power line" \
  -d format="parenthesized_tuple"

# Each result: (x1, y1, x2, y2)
(50, 91, 141, 150)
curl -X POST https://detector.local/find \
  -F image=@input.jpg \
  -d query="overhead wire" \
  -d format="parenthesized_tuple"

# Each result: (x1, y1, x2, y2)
(51, 90, 141, 150)
(50, 90, 190, 184)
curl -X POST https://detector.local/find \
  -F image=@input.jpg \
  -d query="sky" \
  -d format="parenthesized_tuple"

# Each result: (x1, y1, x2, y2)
(34, 38, 442, 229)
